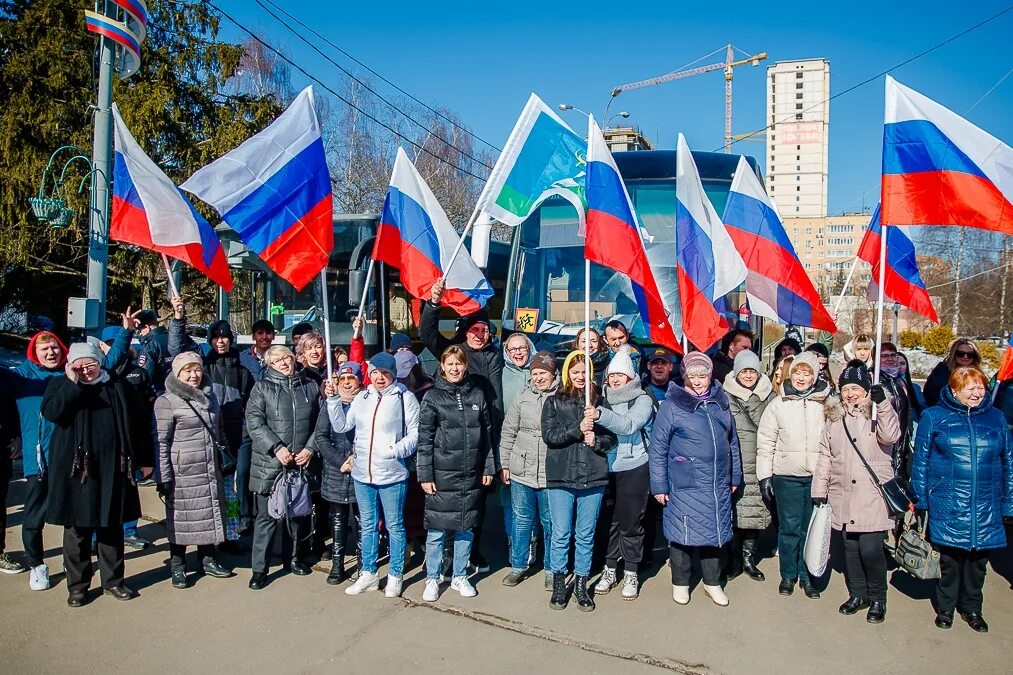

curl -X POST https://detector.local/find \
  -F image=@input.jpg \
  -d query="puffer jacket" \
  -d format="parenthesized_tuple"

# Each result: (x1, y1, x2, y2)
(326, 381, 420, 486)
(245, 367, 326, 494)
(813, 396, 900, 533)
(724, 372, 775, 530)
(155, 374, 226, 546)
(541, 392, 617, 490)
(756, 380, 831, 480)
(502, 334, 535, 411)
(596, 378, 654, 473)
(317, 397, 356, 504)
(501, 377, 559, 489)
(589, 350, 611, 388)
(417, 375, 495, 532)
(648, 382, 743, 547)
(912, 386, 1013, 551)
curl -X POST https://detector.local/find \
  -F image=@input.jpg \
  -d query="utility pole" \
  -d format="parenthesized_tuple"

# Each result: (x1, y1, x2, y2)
(1000, 241, 1010, 333)
(952, 228, 965, 334)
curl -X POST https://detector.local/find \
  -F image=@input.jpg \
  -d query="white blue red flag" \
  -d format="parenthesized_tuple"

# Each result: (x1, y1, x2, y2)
(723, 156, 835, 332)
(585, 117, 680, 353)
(374, 148, 493, 314)
(858, 205, 938, 323)
(996, 334, 1013, 382)
(882, 76, 1013, 234)
(181, 86, 333, 291)
(110, 104, 232, 290)
(675, 134, 747, 350)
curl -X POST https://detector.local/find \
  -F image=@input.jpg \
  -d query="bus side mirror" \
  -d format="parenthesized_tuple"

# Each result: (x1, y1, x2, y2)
(348, 269, 365, 305)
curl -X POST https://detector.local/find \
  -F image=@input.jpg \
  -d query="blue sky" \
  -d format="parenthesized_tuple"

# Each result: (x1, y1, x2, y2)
(214, 0, 1012, 216)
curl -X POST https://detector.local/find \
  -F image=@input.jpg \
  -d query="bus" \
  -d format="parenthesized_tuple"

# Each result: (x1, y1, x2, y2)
(500, 149, 762, 350)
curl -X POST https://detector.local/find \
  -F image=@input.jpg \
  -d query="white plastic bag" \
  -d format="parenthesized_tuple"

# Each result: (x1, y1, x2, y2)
(804, 503, 833, 577)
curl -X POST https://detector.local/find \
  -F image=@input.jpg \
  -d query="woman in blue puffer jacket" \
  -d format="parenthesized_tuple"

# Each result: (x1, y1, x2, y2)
(649, 352, 742, 608)
(912, 367, 1013, 634)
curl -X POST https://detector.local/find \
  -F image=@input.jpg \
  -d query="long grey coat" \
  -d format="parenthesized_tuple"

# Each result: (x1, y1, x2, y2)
(501, 377, 559, 489)
(155, 374, 226, 546)
(724, 373, 775, 530)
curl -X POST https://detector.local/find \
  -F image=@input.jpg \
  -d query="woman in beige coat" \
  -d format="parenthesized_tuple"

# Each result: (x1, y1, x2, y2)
(812, 360, 899, 624)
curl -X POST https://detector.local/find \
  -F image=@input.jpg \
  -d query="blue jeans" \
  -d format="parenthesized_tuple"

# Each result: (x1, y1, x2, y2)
(123, 520, 138, 538)
(547, 486, 605, 576)
(510, 482, 550, 571)
(425, 528, 473, 580)
(498, 482, 513, 549)
(354, 480, 407, 577)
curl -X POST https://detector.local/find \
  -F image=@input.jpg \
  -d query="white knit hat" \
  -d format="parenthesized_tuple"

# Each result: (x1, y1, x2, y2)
(606, 345, 636, 379)
(67, 341, 103, 365)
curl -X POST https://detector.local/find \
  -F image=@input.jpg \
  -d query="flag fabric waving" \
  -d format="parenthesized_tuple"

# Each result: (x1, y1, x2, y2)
(181, 86, 333, 291)
(882, 75, 1013, 234)
(723, 155, 836, 332)
(996, 334, 1013, 382)
(475, 93, 587, 229)
(374, 148, 493, 314)
(585, 117, 680, 353)
(858, 204, 938, 323)
(675, 134, 747, 350)
(110, 104, 232, 291)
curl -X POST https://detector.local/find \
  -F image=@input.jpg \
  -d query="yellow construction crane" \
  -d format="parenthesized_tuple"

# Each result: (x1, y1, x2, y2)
(610, 44, 767, 153)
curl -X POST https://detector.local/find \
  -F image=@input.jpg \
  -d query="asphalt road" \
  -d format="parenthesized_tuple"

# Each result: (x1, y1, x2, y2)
(2, 481, 1012, 674)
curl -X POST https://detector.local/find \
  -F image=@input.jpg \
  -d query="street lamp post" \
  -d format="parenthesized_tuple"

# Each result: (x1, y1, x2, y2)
(557, 103, 630, 129)
(892, 302, 900, 345)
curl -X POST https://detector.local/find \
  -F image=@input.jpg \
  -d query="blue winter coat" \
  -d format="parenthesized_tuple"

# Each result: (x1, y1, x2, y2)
(911, 386, 1013, 551)
(649, 382, 743, 547)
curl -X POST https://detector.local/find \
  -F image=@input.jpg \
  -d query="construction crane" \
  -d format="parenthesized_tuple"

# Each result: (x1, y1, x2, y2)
(610, 44, 767, 153)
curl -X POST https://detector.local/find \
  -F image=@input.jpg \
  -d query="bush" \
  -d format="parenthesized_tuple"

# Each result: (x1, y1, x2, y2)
(899, 330, 922, 350)
(922, 325, 955, 356)
(976, 341, 1000, 370)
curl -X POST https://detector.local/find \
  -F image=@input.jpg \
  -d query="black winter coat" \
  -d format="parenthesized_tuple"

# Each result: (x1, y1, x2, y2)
(923, 361, 950, 409)
(245, 368, 326, 495)
(417, 376, 495, 532)
(318, 397, 356, 504)
(541, 392, 617, 490)
(41, 376, 148, 527)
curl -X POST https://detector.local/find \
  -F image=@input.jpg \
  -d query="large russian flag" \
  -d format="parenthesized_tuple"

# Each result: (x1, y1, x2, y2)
(181, 86, 333, 291)
(675, 134, 747, 351)
(584, 117, 680, 353)
(374, 148, 492, 314)
(858, 205, 938, 323)
(109, 105, 232, 291)
(882, 76, 1013, 234)
(723, 155, 835, 332)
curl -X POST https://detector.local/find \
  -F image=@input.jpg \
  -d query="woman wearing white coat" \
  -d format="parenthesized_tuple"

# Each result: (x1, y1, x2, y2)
(326, 352, 420, 599)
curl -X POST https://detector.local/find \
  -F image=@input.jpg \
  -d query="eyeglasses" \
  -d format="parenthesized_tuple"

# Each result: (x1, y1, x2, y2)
(506, 345, 529, 353)
(269, 355, 295, 366)
(956, 350, 975, 358)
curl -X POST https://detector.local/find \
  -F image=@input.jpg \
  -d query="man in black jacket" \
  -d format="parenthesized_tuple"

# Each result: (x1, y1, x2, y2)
(0, 387, 23, 573)
(878, 342, 913, 479)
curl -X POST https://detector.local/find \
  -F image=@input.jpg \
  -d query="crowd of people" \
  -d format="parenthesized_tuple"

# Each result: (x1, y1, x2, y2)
(1, 285, 1011, 635)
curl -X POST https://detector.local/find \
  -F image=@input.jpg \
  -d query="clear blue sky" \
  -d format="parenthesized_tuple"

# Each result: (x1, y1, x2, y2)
(214, 0, 1012, 216)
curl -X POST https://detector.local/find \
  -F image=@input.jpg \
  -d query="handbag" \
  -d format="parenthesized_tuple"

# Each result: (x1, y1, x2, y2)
(894, 511, 941, 579)
(804, 502, 833, 577)
(267, 468, 313, 520)
(184, 399, 237, 475)
(841, 417, 914, 518)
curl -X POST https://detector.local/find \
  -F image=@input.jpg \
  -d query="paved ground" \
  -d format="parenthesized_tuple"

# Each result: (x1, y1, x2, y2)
(3, 481, 1013, 674)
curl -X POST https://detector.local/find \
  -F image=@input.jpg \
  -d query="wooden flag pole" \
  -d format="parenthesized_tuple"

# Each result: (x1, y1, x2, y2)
(161, 253, 179, 298)
(871, 221, 889, 426)
(320, 268, 334, 380)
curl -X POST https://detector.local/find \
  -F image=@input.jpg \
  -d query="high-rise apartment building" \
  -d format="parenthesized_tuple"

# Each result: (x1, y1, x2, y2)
(766, 58, 830, 217)
(782, 213, 872, 296)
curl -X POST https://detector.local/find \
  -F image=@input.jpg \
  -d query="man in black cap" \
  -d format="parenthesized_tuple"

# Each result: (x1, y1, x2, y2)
(643, 346, 678, 408)
(131, 308, 171, 393)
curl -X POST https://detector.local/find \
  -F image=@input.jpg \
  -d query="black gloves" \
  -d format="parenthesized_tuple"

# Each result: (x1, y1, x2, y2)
(870, 384, 886, 404)
(812, 496, 828, 507)
(759, 478, 774, 505)
(157, 481, 172, 497)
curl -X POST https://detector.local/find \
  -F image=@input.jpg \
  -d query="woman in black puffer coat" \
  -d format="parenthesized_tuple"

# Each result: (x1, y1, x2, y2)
(417, 346, 495, 602)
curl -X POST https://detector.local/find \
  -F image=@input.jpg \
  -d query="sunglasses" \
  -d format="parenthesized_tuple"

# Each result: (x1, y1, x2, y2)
(956, 350, 975, 358)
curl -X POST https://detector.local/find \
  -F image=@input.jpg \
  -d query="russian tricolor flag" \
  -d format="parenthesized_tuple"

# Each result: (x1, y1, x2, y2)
(722, 156, 835, 332)
(675, 134, 747, 350)
(181, 86, 333, 291)
(858, 205, 938, 323)
(373, 148, 492, 314)
(996, 334, 1013, 382)
(109, 105, 232, 291)
(585, 117, 680, 353)
(882, 76, 1013, 235)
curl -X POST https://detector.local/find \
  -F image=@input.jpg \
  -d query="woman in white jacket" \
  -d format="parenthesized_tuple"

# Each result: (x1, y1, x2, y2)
(326, 352, 419, 599)
(756, 351, 830, 600)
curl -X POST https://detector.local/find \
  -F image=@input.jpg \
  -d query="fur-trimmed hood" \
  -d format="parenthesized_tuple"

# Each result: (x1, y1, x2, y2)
(822, 394, 872, 423)
(164, 373, 211, 406)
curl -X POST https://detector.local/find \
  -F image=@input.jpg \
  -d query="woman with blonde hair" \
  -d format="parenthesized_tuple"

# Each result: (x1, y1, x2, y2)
(923, 338, 982, 408)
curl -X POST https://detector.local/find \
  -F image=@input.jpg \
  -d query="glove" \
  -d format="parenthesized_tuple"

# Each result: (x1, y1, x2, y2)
(812, 496, 828, 507)
(870, 384, 886, 404)
(759, 478, 774, 505)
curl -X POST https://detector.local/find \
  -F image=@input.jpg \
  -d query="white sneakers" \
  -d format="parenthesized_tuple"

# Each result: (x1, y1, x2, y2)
(422, 579, 440, 602)
(703, 584, 729, 607)
(450, 576, 477, 598)
(28, 565, 50, 591)
(594, 566, 617, 594)
(384, 574, 402, 598)
(344, 571, 379, 595)
(621, 571, 639, 600)
(672, 584, 690, 605)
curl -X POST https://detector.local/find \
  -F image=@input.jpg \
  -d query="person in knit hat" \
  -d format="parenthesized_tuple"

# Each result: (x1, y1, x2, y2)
(586, 345, 655, 600)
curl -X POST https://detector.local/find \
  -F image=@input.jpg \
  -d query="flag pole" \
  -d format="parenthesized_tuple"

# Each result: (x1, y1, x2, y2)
(442, 204, 482, 283)
(353, 258, 376, 340)
(320, 268, 334, 380)
(584, 258, 591, 409)
(871, 221, 889, 426)
(161, 253, 179, 298)
(832, 255, 860, 313)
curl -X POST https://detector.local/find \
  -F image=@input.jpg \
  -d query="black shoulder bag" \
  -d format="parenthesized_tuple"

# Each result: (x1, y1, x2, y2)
(183, 399, 237, 476)
(841, 416, 914, 518)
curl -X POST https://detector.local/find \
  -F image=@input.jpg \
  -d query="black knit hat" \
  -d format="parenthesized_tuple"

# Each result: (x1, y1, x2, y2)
(838, 359, 872, 392)
(529, 350, 557, 375)
(805, 342, 829, 359)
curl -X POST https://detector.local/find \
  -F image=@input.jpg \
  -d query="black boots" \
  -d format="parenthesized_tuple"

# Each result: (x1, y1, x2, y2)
(867, 601, 886, 624)
(202, 557, 235, 578)
(838, 597, 869, 615)
(799, 578, 821, 599)
(574, 575, 595, 612)
(549, 573, 568, 610)
(741, 536, 764, 582)
(327, 508, 347, 585)
(778, 577, 796, 596)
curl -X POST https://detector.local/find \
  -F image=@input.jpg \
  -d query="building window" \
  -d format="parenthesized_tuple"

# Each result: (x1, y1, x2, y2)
(796, 72, 803, 79)
(796, 82, 803, 89)
(796, 103, 803, 110)
(796, 196, 800, 202)
(796, 186, 801, 191)
(793, 228, 799, 235)
(797, 175, 800, 181)
(796, 93, 803, 99)
(796, 145, 801, 151)
(795, 113, 803, 120)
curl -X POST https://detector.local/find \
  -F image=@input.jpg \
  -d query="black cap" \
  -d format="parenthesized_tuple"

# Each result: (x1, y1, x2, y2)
(646, 347, 676, 364)
(838, 359, 872, 392)
(136, 309, 158, 326)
